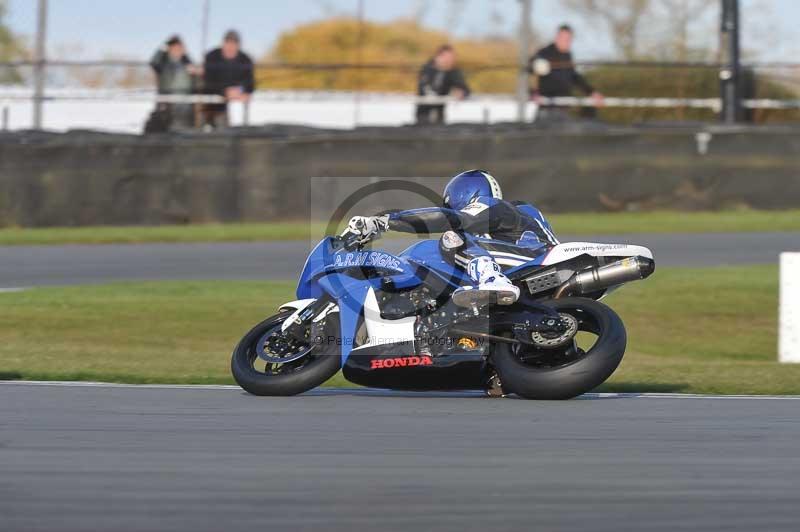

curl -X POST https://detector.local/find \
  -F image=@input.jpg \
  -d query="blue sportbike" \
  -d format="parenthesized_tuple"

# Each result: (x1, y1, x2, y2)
(231, 230, 655, 399)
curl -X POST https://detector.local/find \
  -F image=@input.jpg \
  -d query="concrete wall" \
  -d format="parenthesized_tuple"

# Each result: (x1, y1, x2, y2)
(1, 123, 799, 227)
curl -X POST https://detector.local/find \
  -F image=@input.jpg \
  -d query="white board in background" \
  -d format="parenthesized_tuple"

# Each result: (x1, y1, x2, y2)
(779, 253, 800, 363)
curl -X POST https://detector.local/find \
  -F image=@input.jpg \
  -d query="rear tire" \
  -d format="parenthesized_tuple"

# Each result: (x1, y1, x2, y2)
(492, 297, 626, 400)
(231, 311, 341, 396)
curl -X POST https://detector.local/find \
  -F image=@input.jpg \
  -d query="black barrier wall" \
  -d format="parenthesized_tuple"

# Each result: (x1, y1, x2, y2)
(1, 124, 799, 227)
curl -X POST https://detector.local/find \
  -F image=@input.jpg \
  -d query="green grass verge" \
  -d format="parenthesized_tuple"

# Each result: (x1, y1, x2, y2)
(0, 223, 329, 246)
(1, 210, 798, 246)
(0, 265, 795, 395)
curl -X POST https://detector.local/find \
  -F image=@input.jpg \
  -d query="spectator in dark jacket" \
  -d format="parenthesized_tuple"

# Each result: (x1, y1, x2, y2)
(202, 30, 255, 129)
(416, 45, 470, 125)
(529, 25, 603, 120)
(149, 35, 201, 129)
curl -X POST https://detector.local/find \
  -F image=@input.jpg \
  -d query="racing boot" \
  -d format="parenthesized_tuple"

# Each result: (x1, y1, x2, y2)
(452, 256, 520, 308)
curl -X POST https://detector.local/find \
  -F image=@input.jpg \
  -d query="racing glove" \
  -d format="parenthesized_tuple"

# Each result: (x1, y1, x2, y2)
(343, 215, 390, 244)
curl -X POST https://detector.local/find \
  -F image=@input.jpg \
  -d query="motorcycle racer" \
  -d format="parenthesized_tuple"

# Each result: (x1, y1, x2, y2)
(345, 170, 559, 307)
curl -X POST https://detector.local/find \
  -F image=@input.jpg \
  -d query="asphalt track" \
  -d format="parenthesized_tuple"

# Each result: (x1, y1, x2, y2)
(0, 232, 797, 287)
(2, 382, 799, 532)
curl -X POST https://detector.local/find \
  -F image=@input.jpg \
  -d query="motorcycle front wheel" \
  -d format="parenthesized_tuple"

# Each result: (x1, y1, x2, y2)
(492, 297, 627, 400)
(231, 311, 341, 396)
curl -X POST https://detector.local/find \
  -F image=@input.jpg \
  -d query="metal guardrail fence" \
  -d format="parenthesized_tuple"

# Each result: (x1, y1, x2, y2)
(3, 48, 800, 130)
(4, 59, 800, 70)
(2, 90, 799, 109)
(4, 90, 799, 132)
(6, 0, 797, 129)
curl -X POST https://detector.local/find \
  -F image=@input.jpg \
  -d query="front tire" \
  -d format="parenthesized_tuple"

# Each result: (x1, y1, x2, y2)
(231, 311, 341, 396)
(492, 297, 626, 400)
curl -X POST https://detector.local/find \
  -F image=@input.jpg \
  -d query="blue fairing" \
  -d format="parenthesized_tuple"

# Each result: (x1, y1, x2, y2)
(297, 237, 469, 301)
(297, 237, 442, 364)
(316, 273, 379, 364)
(296, 239, 331, 300)
(400, 240, 469, 289)
(295, 236, 544, 365)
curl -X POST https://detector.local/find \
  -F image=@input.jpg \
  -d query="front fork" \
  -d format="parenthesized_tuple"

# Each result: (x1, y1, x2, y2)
(280, 297, 334, 343)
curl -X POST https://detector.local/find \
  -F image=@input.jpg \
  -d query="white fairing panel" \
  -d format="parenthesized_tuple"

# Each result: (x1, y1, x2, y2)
(352, 288, 416, 351)
(542, 242, 654, 266)
(279, 299, 317, 312)
(279, 298, 338, 332)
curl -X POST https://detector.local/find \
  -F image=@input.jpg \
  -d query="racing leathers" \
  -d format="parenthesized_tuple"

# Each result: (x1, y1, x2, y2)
(384, 197, 558, 246)
(347, 197, 559, 306)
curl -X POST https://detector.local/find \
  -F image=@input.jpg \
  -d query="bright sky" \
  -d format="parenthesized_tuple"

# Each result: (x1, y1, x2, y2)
(5, 0, 799, 62)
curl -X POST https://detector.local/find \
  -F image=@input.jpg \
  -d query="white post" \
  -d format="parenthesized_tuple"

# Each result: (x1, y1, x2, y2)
(516, 0, 533, 123)
(32, 0, 48, 130)
(353, 0, 365, 128)
(779, 253, 800, 363)
(200, 0, 210, 54)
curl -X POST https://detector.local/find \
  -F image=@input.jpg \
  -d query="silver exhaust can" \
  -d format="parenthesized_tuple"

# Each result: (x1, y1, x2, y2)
(556, 256, 655, 297)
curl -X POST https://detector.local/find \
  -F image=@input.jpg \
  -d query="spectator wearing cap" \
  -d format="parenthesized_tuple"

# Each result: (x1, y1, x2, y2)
(416, 45, 470, 125)
(202, 30, 255, 129)
(529, 24, 603, 121)
(149, 35, 202, 130)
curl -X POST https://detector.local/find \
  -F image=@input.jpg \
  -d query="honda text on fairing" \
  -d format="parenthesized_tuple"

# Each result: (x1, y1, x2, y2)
(231, 178, 655, 399)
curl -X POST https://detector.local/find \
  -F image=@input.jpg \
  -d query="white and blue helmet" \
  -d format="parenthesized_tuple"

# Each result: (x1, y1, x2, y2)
(443, 170, 503, 211)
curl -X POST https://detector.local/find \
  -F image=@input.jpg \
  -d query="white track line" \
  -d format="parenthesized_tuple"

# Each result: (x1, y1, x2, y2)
(0, 380, 240, 390)
(1, 380, 800, 400)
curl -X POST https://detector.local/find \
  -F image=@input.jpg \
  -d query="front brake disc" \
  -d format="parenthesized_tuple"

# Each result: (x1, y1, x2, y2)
(257, 331, 314, 364)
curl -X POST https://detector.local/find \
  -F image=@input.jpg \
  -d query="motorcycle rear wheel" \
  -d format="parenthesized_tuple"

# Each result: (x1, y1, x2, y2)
(492, 297, 626, 400)
(231, 311, 341, 396)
